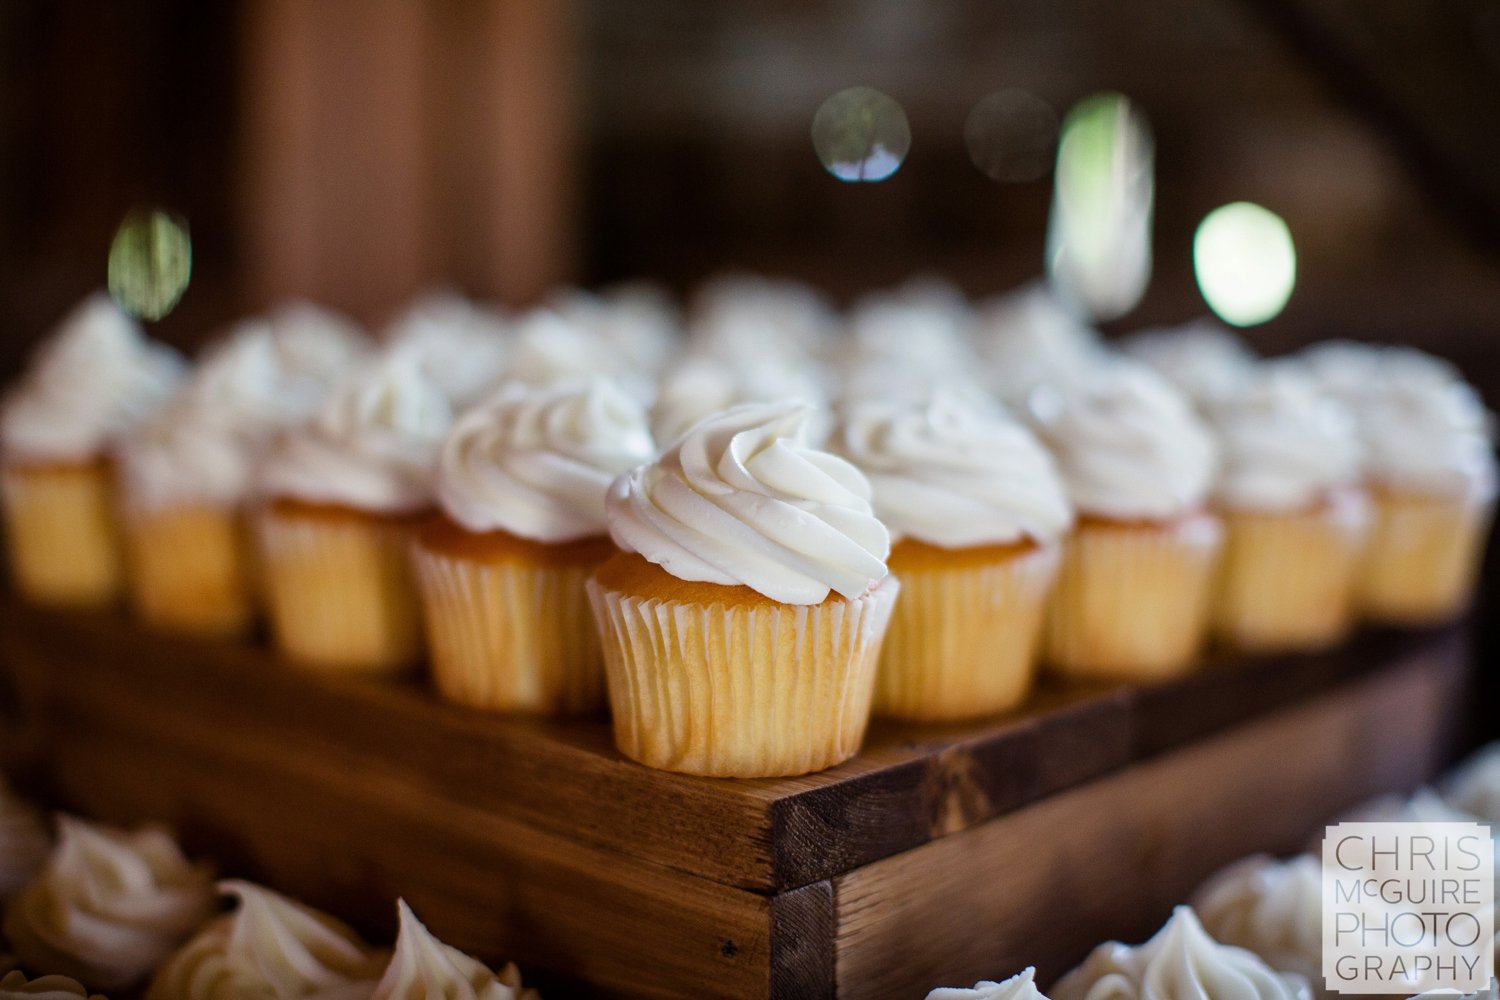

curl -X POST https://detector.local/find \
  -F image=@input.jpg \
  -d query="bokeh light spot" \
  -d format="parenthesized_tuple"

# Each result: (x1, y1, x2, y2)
(108, 207, 192, 321)
(1193, 202, 1297, 327)
(811, 86, 911, 182)
(964, 89, 1059, 183)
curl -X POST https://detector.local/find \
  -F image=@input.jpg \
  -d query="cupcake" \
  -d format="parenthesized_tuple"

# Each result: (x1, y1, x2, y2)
(1120, 319, 1257, 408)
(265, 302, 374, 407)
(0, 781, 49, 901)
(926, 967, 1050, 1000)
(2, 817, 215, 991)
(548, 284, 681, 379)
(1052, 907, 1311, 1000)
(1028, 362, 1222, 680)
(1316, 346, 1496, 624)
(256, 353, 452, 674)
(411, 378, 654, 714)
(1202, 363, 1369, 651)
(0, 970, 104, 999)
(973, 282, 1105, 410)
(146, 880, 385, 1000)
(589, 401, 899, 777)
(1443, 742, 1500, 823)
(651, 354, 829, 445)
(326, 900, 537, 1000)
(382, 292, 509, 408)
(832, 394, 1071, 720)
(1192, 855, 1324, 987)
(0, 293, 182, 607)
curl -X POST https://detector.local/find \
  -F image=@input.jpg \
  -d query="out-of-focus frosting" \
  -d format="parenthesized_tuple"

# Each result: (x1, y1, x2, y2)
(349, 901, 534, 1000)
(1360, 353, 1493, 500)
(548, 286, 680, 376)
(266, 302, 373, 405)
(0, 970, 103, 1000)
(832, 394, 1072, 547)
(0, 782, 50, 901)
(1052, 906, 1311, 1000)
(1121, 320, 1257, 406)
(0, 293, 184, 461)
(1205, 363, 1364, 512)
(974, 282, 1105, 408)
(437, 378, 655, 542)
(606, 401, 890, 604)
(1409, 979, 1499, 1000)
(2, 817, 215, 990)
(1192, 855, 1324, 985)
(503, 309, 652, 403)
(383, 292, 510, 406)
(259, 354, 452, 513)
(146, 880, 384, 1000)
(689, 274, 837, 365)
(650, 354, 829, 446)
(1443, 742, 1500, 823)
(926, 966, 1050, 1000)
(1027, 361, 1218, 520)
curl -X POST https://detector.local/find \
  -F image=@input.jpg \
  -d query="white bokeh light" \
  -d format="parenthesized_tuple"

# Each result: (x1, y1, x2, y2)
(1193, 202, 1297, 327)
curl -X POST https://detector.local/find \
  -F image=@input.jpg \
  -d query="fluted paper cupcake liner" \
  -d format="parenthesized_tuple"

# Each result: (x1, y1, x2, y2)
(256, 506, 423, 674)
(1, 460, 122, 607)
(122, 502, 257, 638)
(1212, 491, 1370, 652)
(1045, 514, 1223, 682)
(1359, 489, 1494, 625)
(411, 544, 605, 714)
(875, 544, 1059, 721)
(586, 576, 900, 778)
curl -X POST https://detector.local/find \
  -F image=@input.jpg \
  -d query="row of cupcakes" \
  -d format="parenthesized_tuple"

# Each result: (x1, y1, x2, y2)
(0, 780, 537, 998)
(0, 281, 1493, 778)
(926, 740, 1500, 1000)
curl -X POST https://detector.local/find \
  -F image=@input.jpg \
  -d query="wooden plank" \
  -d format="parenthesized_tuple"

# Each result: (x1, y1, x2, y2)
(830, 644, 1458, 1000)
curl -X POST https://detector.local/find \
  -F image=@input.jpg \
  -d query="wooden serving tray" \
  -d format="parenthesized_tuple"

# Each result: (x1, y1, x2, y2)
(0, 598, 1469, 999)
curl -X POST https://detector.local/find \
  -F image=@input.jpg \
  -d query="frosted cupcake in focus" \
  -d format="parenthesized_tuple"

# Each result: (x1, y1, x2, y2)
(925, 966, 1050, 1000)
(146, 880, 385, 1000)
(1028, 362, 1221, 680)
(1203, 363, 1368, 651)
(256, 353, 451, 673)
(1052, 906, 1311, 1000)
(1120, 319, 1257, 408)
(0, 293, 182, 606)
(589, 401, 898, 777)
(412, 378, 654, 714)
(832, 394, 1071, 720)
(3, 817, 215, 991)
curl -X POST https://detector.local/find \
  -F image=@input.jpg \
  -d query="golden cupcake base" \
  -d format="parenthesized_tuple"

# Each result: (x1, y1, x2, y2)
(1, 458, 123, 608)
(1359, 489, 1494, 625)
(122, 502, 257, 638)
(255, 499, 425, 674)
(587, 553, 899, 778)
(875, 538, 1059, 721)
(412, 520, 612, 715)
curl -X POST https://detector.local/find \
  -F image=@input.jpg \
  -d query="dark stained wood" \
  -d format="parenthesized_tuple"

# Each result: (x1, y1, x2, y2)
(770, 880, 836, 1000)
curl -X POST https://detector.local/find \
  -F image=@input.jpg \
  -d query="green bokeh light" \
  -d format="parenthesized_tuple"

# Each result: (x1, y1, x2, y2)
(1193, 202, 1297, 327)
(108, 207, 192, 322)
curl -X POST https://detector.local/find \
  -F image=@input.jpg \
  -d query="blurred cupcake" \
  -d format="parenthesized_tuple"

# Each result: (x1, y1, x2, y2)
(589, 401, 898, 777)
(1203, 363, 1368, 651)
(832, 394, 1071, 720)
(265, 301, 374, 406)
(548, 284, 681, 379)
(1120, 319, 1257, 408)
(146, 880, 385, 1000)
(1029, 362, 1221, 681)
(0, 781, 49, 901)
(0, 970, 104, 999)
(1192, 855, 1324, 987)
(411, 378, 654, 714)
(3, 817, 215, 991)
(382, 292, 510, 408)
(1052, 907, 1311, 1000)
(0, 293, 182, 606)
(651, 353, 829, 445)
(256, 353, 451, 674)
(925, 967, 1049, 1000)
(973, 281, 1105, 410)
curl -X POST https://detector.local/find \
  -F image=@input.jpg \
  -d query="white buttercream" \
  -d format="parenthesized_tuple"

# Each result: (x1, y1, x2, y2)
(1121, 320, 1257, 405)
(832, 393, 1072, 547)
(0, 970, 103, 1000)
(1192, 855, 1324, 984)
(650, 354, 829, 446)
(926, 966, 1051, 1000)
(975, 282, 1105, 408)
(383, 292, 510, 406)
(606, 401, 890, 603)
(0, 293, 183, 461)
(437, 378, 655, 542)
(340, 900, 535, 1000)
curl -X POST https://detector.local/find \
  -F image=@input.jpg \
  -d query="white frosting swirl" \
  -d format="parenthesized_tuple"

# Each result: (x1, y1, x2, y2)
(1121, 320, 1257, 405)
(1192, 855, 1324, 984)
(2, 817, 215, 990)
(266, 302, 373, 405)
(975, 282, 1105, 407)
(259, 354, 452, 513)
(1359, 354, 1493, 499)
(348, 901, 534, 1000)
(146, 880, 384, 1000)
(606, 401, 890, 603)
(1443, 742, 1500, 824)
(0, 782, 50, 901)
(0, 293, 184, 461)
(383, 293, 510, 406)
(926, 966, 1050, 1000)
(0, 970, 103, 1000)
(437, 378, 655, 542)
(1205, 363, 1364, 511)
(1027, 362, 1218, 519)
(832, 394, 1072, 547)
(1052, 906, 1311, 1000)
